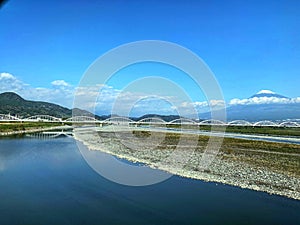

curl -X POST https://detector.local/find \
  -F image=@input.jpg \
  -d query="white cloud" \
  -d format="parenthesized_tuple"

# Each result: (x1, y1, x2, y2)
(0, 72, 29, 92)
(2, 73, 299, 116)
(193, 101, 208, 108)
(73, 85, 121, 113)
(173, 100, 225, 116)
(0, 72, 219, 116)
(128, 97, 177, 116)
(229, 96, 300, 105)
(0, 73, 74, 108)
(51, 80, 70, 87)
(0, 72, 15, 80)
(209, 99, 226, 107)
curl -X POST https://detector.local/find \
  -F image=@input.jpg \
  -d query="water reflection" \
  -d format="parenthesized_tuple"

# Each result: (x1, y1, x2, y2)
(77, 140, 172, 186)
(0, 136, 299, 225)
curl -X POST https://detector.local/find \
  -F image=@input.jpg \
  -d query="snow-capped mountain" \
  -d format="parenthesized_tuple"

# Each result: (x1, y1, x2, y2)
(200, 90, 300, 121)
(250, 90, 289, 99)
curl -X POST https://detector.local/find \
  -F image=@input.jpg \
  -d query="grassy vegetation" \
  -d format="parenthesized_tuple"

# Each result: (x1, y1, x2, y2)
(0, 122, 63, 133)
(219, 136, 300, 176)
(164, 124, 300, 137)
(127, 130, 300, 177)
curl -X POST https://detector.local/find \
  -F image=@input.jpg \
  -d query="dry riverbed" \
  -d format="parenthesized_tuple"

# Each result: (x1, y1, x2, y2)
(74, 127, 300, 200)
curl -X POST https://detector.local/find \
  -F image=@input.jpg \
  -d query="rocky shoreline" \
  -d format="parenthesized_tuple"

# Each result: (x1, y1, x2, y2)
(73, 127, 300, 201)
(0, 125, 71, 136)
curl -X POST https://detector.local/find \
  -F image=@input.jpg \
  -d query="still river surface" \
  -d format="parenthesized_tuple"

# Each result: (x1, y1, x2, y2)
(0, 135, 299, 225)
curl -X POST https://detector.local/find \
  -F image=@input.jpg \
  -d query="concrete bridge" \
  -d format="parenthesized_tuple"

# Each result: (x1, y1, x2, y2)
(1, 114, 300, 127)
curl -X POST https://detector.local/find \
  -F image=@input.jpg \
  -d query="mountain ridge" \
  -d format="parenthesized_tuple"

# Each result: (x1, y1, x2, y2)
(0, 92, 71, 118)
(0, 92, 101, 119)
(0, 92, 181, 121)
(200, 90, 300, 121)
(1, 91, 299, 121)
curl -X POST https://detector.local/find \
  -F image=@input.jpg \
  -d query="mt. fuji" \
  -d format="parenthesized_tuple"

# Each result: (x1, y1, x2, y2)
(200, 90, 300, 121)
(250, 90, 289, 99)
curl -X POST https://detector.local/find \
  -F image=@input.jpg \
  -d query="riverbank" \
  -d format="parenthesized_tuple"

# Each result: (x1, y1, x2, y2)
(74, 127, 300, 200)
(0, 124, 72, 136)
(196, 125, 300, 137)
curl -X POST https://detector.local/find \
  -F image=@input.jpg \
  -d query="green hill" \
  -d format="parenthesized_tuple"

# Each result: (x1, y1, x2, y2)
(0, 92, 71, 118)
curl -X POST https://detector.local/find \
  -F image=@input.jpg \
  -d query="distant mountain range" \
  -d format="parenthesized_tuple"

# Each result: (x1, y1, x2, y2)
(200, 90, 300, 121)
(130, 114, 181, 122)
(0, 92, 181, 121)
(1, 91, 299, 121)
(212, 104, 300, 121)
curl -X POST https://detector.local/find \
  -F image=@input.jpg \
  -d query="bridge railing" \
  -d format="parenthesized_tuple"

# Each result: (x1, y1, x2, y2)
(1, 114, 300, 127)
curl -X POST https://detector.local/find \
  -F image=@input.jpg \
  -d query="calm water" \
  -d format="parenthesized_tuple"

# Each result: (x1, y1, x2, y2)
(0, 136, 299, 225)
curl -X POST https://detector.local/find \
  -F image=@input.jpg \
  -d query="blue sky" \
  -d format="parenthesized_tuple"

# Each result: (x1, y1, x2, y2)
(0, 0, 300, 115)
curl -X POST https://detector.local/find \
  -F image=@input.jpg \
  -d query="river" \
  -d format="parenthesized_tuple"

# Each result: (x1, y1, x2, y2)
(0, 136, 299, 225)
